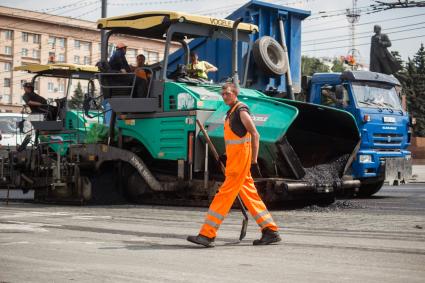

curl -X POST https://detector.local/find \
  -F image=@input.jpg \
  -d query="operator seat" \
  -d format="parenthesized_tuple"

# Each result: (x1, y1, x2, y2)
(96, 60, 134, 98)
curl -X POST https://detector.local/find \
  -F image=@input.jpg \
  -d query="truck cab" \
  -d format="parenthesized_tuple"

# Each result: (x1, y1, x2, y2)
(308, 70, 412, 196)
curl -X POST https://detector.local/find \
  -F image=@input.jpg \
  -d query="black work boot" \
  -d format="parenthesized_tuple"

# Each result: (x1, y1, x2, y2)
(253, 228, 282, 245)
(187, 234, 215, 248)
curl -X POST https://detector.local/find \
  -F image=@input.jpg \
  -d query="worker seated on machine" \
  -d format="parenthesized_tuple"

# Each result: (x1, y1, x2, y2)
(133, 54, 151, 97)
(186, 51, 217, 82)
(22, 82, 57, 121)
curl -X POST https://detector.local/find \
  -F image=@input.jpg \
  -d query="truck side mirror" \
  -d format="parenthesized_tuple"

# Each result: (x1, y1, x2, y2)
(335, 85, 344, 100)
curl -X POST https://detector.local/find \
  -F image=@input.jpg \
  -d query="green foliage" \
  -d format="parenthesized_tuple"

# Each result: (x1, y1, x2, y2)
(68, 82, 84, 110)
(394, 44, 425, 137)
(331, 58, 345, 72)
(301, 55, 330, 76)
(412, 44, 425, 74)
(85, 123, 110, 144)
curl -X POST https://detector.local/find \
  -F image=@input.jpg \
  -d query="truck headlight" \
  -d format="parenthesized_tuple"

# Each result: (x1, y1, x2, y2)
(359, 154, 372, 163)
(405, 154, 411, 161)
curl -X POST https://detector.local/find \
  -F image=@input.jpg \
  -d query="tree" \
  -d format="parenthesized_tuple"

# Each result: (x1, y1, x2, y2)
(331, 58, 345, 72)
(412, 43, 425, 74)
(68, 82, 84, 109)
(391, 51, 404, 71)
(401, 45, 425, 137)
(301, 56, 330, 76)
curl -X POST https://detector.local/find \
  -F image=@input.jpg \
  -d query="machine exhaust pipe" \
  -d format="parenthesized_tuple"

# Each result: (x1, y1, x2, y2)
(232, 17, 243, 88)
(284, 179, 360, 193)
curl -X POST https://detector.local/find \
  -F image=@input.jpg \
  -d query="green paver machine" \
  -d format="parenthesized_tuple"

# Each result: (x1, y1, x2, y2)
(6, 12, 361, 205)
(72, 11, 359, 204)
(2, 63, 102, 202)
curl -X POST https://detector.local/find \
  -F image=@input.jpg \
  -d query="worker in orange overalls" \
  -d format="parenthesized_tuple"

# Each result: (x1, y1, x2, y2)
(187, 82, 281, 247)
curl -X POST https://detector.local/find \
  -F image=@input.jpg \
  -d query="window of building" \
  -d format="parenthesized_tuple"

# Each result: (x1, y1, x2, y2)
(48, 82, 54, 92)
(58, 83, 65, 93)
(33, 34, 41, 44)
(4, 30, 13, 40)
(74, 40, 81, 49)
(3, 78, 11, 88)
(74, 55, 80, 64)
(127, 48, 137, 59)
(57, 37, 65, 48)
(83, 56, 90, 65)
(48, 36, 56, 48)
(108, 44, 115, 58)
(21, 48, 28, 57)
(22, 32, 29, 42)
(3, 90, 11, 103)
(147, 51, 159, 64)
(4, 62, 11, 71)
(83, 42, 91, 51)
(32, 49, 40, 59)
(4, 46, 12, 55)
(58, 53, 65, 63)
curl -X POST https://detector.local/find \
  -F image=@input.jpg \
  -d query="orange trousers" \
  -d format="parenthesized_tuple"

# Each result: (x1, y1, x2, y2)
(199, 104, 278, 239)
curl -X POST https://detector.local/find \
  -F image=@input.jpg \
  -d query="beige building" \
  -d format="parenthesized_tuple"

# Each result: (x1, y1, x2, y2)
(0, 6, 176, 113)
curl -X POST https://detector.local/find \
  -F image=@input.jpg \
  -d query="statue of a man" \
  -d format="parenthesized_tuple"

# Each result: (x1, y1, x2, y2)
(370, 25, 401, 75)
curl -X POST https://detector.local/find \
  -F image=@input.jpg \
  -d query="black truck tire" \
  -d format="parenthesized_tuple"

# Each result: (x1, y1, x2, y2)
(357, 179, 385, 197)
(253, 36, 288, 76)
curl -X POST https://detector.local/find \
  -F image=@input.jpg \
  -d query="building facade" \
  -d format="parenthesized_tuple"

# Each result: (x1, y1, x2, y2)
(0, 6, 175, 112)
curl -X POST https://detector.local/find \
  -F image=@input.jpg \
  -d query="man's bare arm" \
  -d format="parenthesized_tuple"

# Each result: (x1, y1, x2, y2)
(27, 100, 44, 106)
(240, 110, 260, 164)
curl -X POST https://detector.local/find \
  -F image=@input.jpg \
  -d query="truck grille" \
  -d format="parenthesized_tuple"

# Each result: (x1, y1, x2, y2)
(372, 133, 403, 147)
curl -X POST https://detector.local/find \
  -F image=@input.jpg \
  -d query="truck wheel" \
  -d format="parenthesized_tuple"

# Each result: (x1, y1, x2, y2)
(358, 180, 384, 197)
(253, 36, 288, 76)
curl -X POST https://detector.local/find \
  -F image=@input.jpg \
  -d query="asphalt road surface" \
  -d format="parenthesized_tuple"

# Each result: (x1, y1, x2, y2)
(1, 184, 425, 283)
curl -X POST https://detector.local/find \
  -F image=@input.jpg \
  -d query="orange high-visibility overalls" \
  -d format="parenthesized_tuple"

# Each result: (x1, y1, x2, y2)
(199, 102, 279, 239)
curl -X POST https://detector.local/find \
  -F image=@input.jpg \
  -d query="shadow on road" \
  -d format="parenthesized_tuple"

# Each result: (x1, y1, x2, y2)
(97, 240, 253, 251)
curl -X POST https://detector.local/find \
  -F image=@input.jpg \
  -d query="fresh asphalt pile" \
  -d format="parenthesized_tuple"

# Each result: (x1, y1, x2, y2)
(299, 200, 364, 212)
(301, 154, 350, 185)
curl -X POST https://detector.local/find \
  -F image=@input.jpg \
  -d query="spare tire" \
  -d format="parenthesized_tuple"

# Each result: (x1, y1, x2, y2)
(253, 36, 288, 76)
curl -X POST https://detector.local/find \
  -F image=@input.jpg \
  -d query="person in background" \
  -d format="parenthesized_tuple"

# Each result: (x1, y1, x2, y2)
(187, 51, 217, 81)
(134, 54, 151, 97)
(22, 82, 57, 120)
(321, 85, 338, 107)
(108, 42, 131, 73)
(134, 54, 150, 80)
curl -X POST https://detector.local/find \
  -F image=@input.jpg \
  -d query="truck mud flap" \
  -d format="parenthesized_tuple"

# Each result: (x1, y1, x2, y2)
(384, 157, 412, 185)
(70, 144, 167, 192)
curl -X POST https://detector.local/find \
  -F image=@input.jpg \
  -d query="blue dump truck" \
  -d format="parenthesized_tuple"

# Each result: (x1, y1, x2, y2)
(167, 0, 412, 196)
(305, 71, 412, 196)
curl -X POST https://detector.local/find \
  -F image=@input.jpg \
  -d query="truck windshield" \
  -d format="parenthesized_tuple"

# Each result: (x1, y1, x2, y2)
(0, 116, 30, 134)
(352, 81, 402, 110)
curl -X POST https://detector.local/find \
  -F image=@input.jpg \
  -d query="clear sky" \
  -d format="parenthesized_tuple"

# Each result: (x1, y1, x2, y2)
(1, 0, 424, 66)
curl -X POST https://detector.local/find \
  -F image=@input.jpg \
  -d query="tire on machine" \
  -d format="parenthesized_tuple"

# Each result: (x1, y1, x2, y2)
(357, 179, 385, 197)
(252, 36, 288, 77)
